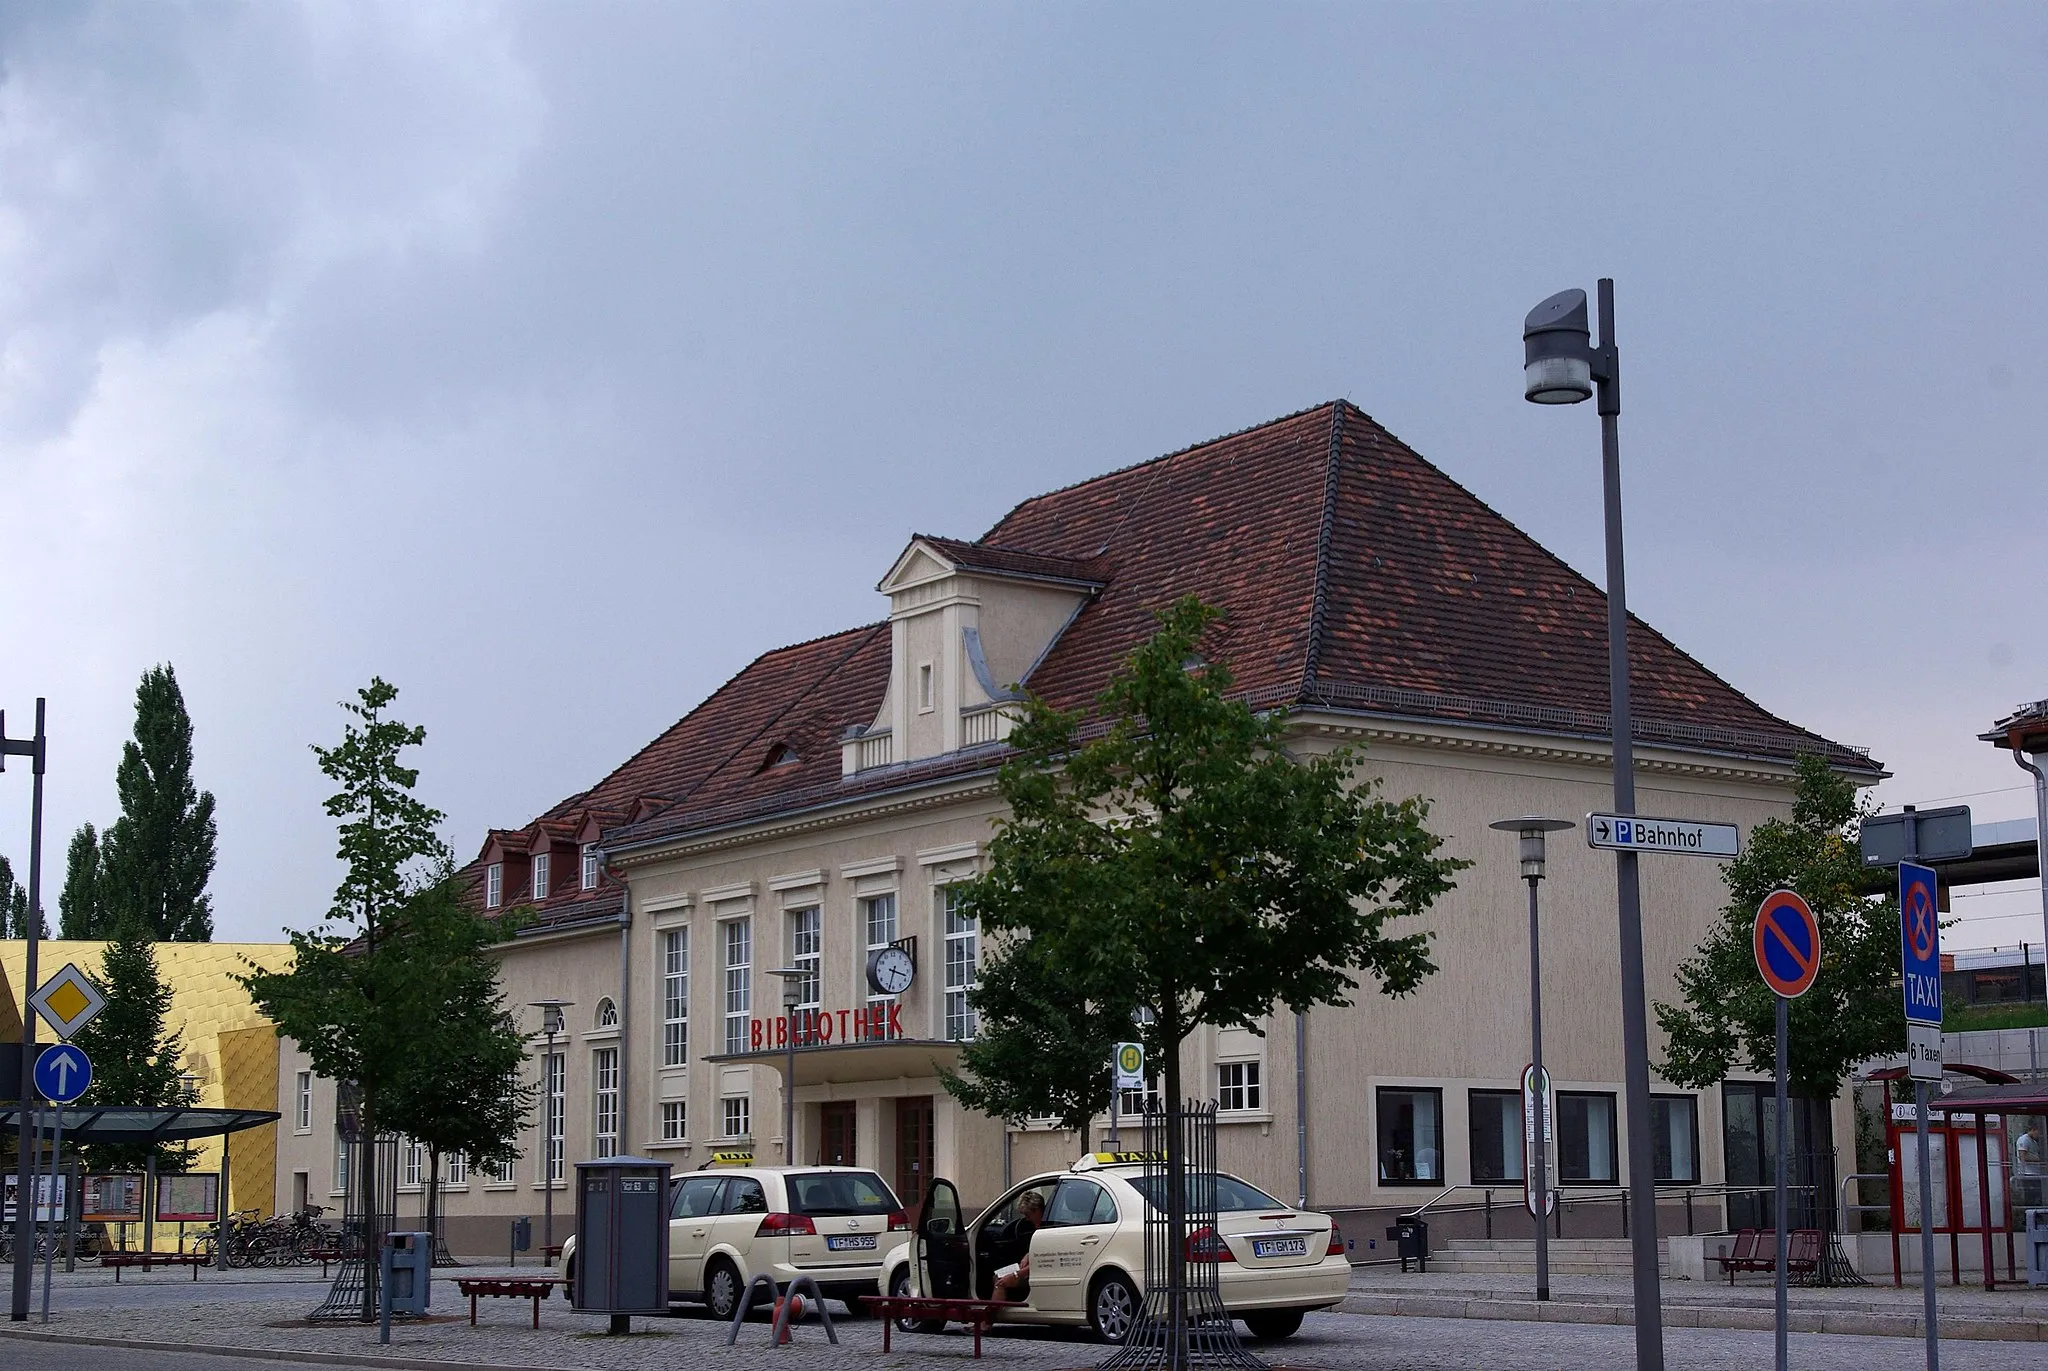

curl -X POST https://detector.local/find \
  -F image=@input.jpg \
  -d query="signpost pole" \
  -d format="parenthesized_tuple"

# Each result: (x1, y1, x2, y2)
(1752, 888, 1820, 1371)
(6, 698, 48, 1324)
(1526, 876, 1551, 1304)
(1900, 811, 1939, 1371)
(1774, 994, 1789, 1371)
(41, 1107, 62, 1323)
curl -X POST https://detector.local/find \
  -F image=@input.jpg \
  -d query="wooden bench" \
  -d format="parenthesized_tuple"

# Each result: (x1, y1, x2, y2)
(103, 1251, 210, 1282)
(863, 1295, 1016, 1359)
(456, 1276, 563, 1329)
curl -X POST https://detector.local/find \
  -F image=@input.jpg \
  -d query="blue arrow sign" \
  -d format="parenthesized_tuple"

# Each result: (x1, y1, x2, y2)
(33, 1043, 92, 1105)
(1899, 862, 1942, 1027)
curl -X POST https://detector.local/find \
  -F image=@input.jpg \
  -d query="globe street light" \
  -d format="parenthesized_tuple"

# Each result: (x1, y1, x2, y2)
(766, 969, 808, 1164)
(1522, 280, 1664, 1371)
(528, 998, 573, 1261)
(1490, 816, 1573, 1304)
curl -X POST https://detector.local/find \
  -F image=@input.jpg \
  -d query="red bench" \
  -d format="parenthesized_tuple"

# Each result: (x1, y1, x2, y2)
(103, 1251, 209, 1282)
(456, 1276, 563, 1329)
(1715, 1228, 1822, 1283)
(862, 1295, 1016, 1359)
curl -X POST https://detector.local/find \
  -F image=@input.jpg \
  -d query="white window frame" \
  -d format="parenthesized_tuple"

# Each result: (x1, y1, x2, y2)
(862, 893, 898, 1012)
(532, 852, 551, 900)
(582, 843, 599, 890)
(486, 863, 503, 909)
(595, 997, 618, 1029)
(941, 885, 977, 1042)
(401, 1138, 425, 1190)
(332, 1131, 352, 1196)
(592, 1046, 620, 1158)
(444, 1152, 469, 1187)
(662, 928, 689, 1066)
(1217, 1060, 1262, 1113)
(789, 906, 821, 1012)
(917, 662, 934, 712)
(722, 917, 752, 1056)
(722, 1095, 751, 1140)
(488, 1154, 516, 1186)
(295, 1071, 313, 1133)
(661, 1100, 687, 1141)
(543, 1051, 566, 1184)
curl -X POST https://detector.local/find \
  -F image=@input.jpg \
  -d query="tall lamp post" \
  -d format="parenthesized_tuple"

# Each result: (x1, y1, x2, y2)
(529, 998, 572, 1261)
(1523, 280, 1664, 1370)
(3, 701, 48, 1325)
(767, 969, 807, 1164)
(1490, 816, 1573, 1304)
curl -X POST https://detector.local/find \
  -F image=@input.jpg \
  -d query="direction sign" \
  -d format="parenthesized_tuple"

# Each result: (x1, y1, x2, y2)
(1753, 890, 1821, 999)
(1899, 862, 1942, 1027)
(1859, 807, 1973, 868)
(27, 962, 106, 1040)
(32, 1043, 92, 1105)
(1585, 813, 1739, 858)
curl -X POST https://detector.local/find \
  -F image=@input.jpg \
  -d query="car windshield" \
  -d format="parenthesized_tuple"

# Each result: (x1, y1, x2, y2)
(1125, 1172, 1284, 1213)
(786, 1170, 900, 1217)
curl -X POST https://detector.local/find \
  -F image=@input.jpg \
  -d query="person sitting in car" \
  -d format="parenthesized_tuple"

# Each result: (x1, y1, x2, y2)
(992, 1191, 1046, 1302)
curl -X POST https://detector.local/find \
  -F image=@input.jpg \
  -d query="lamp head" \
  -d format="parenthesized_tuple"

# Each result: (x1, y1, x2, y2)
(1523, 288, 1594, 404)
(528, 997, 573, 1034)
(1488, 815, 1575, 881)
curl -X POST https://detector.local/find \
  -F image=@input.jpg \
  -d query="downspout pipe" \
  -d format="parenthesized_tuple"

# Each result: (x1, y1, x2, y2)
(2011, 748, 2048, 994)
(1295, 1011, 1310, 1208)
(610, 859, 631, 1150)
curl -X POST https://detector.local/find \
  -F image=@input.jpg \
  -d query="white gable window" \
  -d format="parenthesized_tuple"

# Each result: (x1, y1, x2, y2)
(486, 863, 503, 909)
(582, 843, 600, 890)
(533, 852, 551, 900)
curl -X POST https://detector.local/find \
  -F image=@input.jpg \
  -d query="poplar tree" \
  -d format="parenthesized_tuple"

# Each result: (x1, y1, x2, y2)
(100, 665, 218, 941)
(59, 823, 109, 940)
(74, 922, 198, 1171)
(0, 855, 41, 939)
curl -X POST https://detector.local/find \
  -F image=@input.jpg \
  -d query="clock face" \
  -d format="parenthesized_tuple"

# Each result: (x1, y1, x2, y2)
(868, 945, 915, 995)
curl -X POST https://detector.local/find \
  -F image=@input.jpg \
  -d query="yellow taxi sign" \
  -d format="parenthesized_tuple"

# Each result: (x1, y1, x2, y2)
(702, 1148, 755, 1168)
(1078, 1150, 1164, 1169)
(29, 963, 106, 1041)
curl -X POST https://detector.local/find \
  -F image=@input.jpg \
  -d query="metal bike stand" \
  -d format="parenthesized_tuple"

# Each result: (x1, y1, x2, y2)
(725, 1272, 837, 1346)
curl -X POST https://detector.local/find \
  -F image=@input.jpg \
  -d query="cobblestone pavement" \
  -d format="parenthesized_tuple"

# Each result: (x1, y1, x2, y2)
(5, 1298, 2048, 1371)
(1348, 1265, 2048, 1319)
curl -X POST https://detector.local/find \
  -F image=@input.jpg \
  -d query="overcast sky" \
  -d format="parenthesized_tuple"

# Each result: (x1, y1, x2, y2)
(1, 4, 2043, 951)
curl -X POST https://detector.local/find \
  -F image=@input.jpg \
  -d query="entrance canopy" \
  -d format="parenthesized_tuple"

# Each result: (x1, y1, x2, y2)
(0, 1106, 280, 1143)
(707, 1039, 964, 1089)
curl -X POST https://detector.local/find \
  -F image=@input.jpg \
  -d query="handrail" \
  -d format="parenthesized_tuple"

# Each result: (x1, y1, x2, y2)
(1839, 1172, 1889, 1234)
(1399, 1183, 1466, 1220)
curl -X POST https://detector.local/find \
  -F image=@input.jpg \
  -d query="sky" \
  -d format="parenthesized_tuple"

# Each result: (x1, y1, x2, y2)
(0, 4, 2043, 952)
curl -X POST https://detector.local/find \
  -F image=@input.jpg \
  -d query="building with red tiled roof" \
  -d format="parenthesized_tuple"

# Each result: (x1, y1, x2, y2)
(281, 401, 1875, 1260)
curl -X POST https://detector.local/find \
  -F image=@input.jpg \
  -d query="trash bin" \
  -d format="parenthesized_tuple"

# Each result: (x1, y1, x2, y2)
(2026, 1209, 2048, 1289)
(572, 1156, 674, 1334)
(1386, 1217, 1429, 1273)
(383, 1231, 431, 1315)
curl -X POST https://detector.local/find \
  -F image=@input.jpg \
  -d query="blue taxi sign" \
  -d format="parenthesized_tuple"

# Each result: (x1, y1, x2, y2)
(1753, 890, 1820, 999)
(1899, 862, 1942, 1026)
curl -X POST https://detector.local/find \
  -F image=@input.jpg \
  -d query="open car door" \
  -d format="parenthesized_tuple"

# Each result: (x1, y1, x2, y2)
(915, 1177, 970, 1299)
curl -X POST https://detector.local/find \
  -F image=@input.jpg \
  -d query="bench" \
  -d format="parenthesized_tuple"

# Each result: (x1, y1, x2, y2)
(103, 1252, 210, 1282)
(456, 1276, 563, 1329)
(863, 1295, 1016, 1359)
(541, 1243, 564, 1267)
(1715, 1228, 1823, 1283)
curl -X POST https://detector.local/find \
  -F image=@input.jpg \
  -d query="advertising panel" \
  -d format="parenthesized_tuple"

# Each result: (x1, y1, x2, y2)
(83, 1173, 146, 1223)
(155, 1172, 221, 1223)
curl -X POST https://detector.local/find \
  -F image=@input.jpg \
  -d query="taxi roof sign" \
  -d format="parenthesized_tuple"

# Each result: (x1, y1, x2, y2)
(29, 963, 106, 1041)
(700, 1148, 756, 1169)
(1076, 1150, 1165, 1169)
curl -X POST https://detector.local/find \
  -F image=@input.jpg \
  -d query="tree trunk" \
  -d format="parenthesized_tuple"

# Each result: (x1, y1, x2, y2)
(359, 1095, 380, 1322)
(1161, 1000, 1187, 1370)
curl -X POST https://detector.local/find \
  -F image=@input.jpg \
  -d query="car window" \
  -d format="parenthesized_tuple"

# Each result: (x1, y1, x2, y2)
(1090, 1186, 1120, 1225)
(1045, 1179, 1109, 1228)
(984, 1181, 1057, 1228)
(1126, 1171, 1281, 1213)
(721, 1177, 769, 1215)
(787, 1171, 900, 1217)
(673, 1176, 725, 1219)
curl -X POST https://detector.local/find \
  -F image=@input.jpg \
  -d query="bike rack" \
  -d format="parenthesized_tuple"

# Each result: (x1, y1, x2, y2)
(724, 1272, 837, 1347)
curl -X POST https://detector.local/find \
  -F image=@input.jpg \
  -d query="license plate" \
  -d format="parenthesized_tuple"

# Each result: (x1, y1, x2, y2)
(1252, 1237, 1308, 1259)
(826, 1235, 877, 1251)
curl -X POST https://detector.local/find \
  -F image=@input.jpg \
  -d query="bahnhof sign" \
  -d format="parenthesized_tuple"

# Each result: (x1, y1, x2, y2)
(271, 401, 1880, 1257)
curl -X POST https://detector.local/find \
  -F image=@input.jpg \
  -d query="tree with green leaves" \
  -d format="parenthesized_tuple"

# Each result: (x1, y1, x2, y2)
(0, 854, 44, 939)
(100, 665, 218, 941)
(1655, 754, 1903, 1101)
(60, 823, 109, 940)
(72, 921, 199, 1171)
(240, 676, 451, 1320)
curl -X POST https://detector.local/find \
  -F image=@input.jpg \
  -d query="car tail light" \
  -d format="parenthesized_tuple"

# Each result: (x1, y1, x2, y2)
(888, 1209, 911, 1232)
(1185, 1226, 1236, 1263)
(1327, 1220, 1347, 1257)
(757, 1212, 817, 1236)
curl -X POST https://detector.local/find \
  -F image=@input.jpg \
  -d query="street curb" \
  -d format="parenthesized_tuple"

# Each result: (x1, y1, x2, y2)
(0, 1325, 564, 1371)
(1336, 1294, 2045, 1342)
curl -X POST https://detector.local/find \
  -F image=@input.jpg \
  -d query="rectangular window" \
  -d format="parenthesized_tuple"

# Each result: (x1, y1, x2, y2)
(402, 1138, 424, 1189)
(942, 886, 978, 1041)
(1468, 1089, 1526, 1183)
(582, 843, 599, 890)
(1376, 1086, 1444, 1185)
(490, 1155, 516, 1185)
(333, 1131, 352, 1194)
(722, 1095, 751, 1140)
(1558, 1091, 1619, 1183)
(789, 907, 821, 1011)
(1217, 1061, 1262, 1113)
(445, 1152, 468, 1186)
(486, 863, 503, 909)
(918, 663, 934, 711)
(593, 1047, 619, 1158)
(1651, 1094, 1700, 1184)
(544, 1051, 566, 1183)
(862, 893, 897, 1011)
(662, 927, 689, 1066)
(295, 1071, 312, 1132)
(723, 918, 752, 1056)
(1118, 1079, 1163, 1119)
(532, 852, 551, 900)
(662, 1101, 687, 1141)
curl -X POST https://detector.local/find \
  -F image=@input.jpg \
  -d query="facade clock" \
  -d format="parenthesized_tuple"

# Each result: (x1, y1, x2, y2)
(866, 944, 915, 996)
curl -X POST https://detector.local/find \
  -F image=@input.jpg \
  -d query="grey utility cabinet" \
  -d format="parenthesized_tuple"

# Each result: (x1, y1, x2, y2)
(572, 1156, 673, 1331)
(2026, 1209, 2048, 1289)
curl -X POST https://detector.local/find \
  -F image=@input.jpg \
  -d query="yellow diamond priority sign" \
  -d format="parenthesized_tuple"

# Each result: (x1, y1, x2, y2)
(28, 963, 106, 1041)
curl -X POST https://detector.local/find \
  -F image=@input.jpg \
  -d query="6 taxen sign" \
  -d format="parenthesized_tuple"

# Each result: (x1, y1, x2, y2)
(1899, 862, 1942, 1027)
(1753, 890, 1821, 999)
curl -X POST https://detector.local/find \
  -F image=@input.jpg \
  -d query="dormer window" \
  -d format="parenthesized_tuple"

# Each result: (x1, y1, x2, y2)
(582, 843, 600, 890)
(760, 742, 801, 772)
(532, 852, 551, 900)
(486, 863, 503, 909)
(918, 663, 934, 712)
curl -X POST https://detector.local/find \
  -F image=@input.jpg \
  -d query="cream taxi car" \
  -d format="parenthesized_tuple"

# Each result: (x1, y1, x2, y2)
(564, 1161, 908, 1318)
(879, 1153, 1351, 1343)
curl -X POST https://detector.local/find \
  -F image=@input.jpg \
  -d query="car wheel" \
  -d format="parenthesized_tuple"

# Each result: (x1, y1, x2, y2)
(890, 1267, 946, 1335)
(1089, 1270, 1140, 1344)
(705, 1259, 745, 1321)
(1242, 1309, 1305, 1341)
(563, 1259, 577, 1308)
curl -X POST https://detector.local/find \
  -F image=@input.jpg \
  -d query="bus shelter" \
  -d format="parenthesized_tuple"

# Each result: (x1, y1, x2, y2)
(1867, 1064, 2026, 1289)
(1928, 1079, 2048, 1290)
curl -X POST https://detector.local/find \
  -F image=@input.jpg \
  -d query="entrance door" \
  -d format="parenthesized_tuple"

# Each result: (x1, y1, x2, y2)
(820, 1103, 858, 1167)
(896, 1096, 935, 1210)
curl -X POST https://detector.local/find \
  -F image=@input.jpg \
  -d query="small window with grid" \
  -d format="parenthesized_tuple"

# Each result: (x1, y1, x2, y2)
(661, 1101, 687, 1141)
(722, 1096, 751, 1140)
(1217, 1061, 1262, 1112)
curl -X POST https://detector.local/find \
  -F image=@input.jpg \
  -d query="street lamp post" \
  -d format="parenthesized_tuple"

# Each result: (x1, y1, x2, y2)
(3, 701, 49, 1325)
(1491, 816, 1573, 1304)
(1524, 280, 1664, 1370)
(528, 999, 572, 1262)
(767, 970, 807, 1164)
